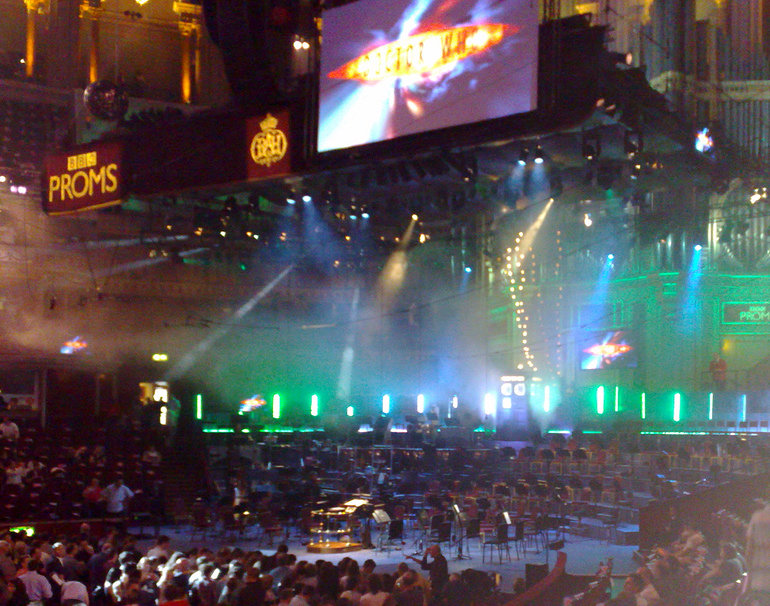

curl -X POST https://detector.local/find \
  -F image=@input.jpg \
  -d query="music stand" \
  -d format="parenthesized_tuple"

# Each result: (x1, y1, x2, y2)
(452, 504, 471, 560)
(373, 509, 391, 551)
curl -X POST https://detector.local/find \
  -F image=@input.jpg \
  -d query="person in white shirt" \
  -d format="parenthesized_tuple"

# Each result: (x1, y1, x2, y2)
(748, 502, 770, 592)
(359, 575, 390, 606)
(61, 580, 89, 605)
(146, 536, 171, 560)
(18, 559, 52, 605)
(102, 477, 134, 515)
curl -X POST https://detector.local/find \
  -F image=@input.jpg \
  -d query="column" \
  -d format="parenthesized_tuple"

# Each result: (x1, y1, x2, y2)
(180, 27, 192, 103)
(23, 0, 49, 78)
(173, 1, 202, 104)
(79, 0, 103, 83)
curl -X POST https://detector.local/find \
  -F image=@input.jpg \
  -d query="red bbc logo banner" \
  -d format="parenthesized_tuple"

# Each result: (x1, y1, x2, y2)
(245, 109, 293, 181)
(43, 141, 124, 215)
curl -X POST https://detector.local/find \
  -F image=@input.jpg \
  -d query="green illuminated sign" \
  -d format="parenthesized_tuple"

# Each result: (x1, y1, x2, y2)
(723, 302, 770, 324)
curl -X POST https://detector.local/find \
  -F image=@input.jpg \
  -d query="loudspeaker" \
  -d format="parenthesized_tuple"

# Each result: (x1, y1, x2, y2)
(525, 563, 548, 588)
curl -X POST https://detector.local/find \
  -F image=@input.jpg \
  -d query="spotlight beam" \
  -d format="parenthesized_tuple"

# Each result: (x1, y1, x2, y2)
(375, 215, 419, 313)
(165, 264, 294, 380)
(335, 287, 360, 401)
(90, 247, 207, 279)
(63, 235, 189, 251)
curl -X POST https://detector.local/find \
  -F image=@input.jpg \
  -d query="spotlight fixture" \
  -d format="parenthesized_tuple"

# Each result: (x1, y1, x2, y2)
(464, 266, 472, 273)
(607, 253, 615, 261)
(533, 146, 544, 164)
(0, 175, 6, 183)
(608, 51, 633, 65)
(302, 194, 312, 203)
(624, 130, 643, 157)
(582, 133, 600, 161)
(630, 162, 642, 180)
(695, 127, 714, 154)
(287, 198, 296, 205)
(750, 187, 767, 204)
(694, 244, 703, 251)
(718, 221, 733, 244)
(361, 211, 370, 219)
(583, 212, 593, 227)
(411, 213, 419, 221)
(517, 149, 528, 166)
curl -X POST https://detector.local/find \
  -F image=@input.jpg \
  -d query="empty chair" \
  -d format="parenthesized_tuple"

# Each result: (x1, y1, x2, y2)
(482, 523, 511, 564)
(509, 520, 525, 559)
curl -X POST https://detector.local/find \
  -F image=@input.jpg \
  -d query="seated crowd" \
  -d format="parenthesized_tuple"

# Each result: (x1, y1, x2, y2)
(597, 509, 750, 606)
(0, 528, 489, 606)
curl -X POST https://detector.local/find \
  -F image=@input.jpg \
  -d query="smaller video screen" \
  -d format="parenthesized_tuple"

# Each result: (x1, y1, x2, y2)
(580, 330, 637, 370)
(239, 394, 267, 414)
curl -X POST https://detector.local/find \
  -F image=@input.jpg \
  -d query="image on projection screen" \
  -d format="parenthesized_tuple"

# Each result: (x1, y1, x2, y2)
(317, 0, 538, 152)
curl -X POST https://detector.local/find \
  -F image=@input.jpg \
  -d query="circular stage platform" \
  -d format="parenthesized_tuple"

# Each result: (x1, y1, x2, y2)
(307, 541, 363, 554)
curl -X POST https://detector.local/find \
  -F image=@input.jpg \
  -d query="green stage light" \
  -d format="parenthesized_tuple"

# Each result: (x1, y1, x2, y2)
(741, 394, 747, 422)
(543, 385, 550, 413)
(195, 394, 203, 420)
(615, 386, 619, 412)
(597, 386, 605, 415)
(311, 394, 319, 417)
(272, 394, 280, 419)
(708, 392, 713, 421)
(347, 405, 354, 417)
(673, 392, 681, 422)
(641, 392, 646, 420)
(417, 394, 425, 414)
(382, 394, 390, 415)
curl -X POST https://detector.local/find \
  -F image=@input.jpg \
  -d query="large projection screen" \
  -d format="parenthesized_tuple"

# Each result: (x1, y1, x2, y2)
(317, 0, 538, 153)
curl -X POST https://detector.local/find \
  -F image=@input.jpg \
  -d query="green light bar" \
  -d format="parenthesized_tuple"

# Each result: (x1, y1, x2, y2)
(641, 430, 758, 436)
(582, 430, 603, 434)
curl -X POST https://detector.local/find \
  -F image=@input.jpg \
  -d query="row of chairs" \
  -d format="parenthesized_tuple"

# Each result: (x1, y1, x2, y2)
(190, 502, 285, 547)
(376, 510, 551, 564)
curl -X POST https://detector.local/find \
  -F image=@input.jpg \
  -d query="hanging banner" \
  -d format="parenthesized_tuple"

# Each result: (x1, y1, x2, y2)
(245, 110, 293, 181)
(43, 141, 124, 215)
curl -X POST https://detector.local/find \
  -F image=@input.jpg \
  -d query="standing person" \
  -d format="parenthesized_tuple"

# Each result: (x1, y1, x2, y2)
(410, 545, 448, 598)
(747, 502, 770, 592)
(82, 479, 104, 519)
(102, 477, 134, 523)
(17, 559, 52, 606)
(0, 541, 16, 581)
(709, 353, 727, 390)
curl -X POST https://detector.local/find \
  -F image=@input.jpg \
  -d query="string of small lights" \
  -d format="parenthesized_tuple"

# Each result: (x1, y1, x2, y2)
(503, 230, 537, 372)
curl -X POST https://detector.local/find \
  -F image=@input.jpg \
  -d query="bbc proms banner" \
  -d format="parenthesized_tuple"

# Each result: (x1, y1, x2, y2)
(317, 0, 538, 152)
(43, 141, 124, 215)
